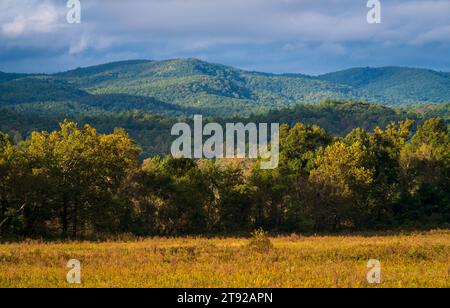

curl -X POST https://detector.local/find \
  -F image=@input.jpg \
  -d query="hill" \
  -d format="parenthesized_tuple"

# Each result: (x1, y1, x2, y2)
(0, 77, 89, 106)
(0, 71, 29, 82)
(318, 67, 450, 104)
(0, 75, 195, 115)
(56, 58, 357, 115)
(1, 59, 450, 117)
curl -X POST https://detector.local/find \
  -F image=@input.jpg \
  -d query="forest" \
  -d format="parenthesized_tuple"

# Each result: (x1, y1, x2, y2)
(0, 114, 448, 240)
(1, 100, 449, 159)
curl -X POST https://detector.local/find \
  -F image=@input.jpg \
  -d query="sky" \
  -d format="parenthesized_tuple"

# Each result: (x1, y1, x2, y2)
(1, 0, 450, 75)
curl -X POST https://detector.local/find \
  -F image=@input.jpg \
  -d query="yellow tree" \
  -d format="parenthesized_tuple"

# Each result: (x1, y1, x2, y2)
(309, 141, 374, 230)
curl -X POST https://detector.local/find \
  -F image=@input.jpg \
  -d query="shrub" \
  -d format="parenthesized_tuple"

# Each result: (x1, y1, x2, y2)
(248, 229, 273, 253)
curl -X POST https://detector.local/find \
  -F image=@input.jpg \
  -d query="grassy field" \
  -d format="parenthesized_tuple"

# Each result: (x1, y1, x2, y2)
(0, 230, 449, 288)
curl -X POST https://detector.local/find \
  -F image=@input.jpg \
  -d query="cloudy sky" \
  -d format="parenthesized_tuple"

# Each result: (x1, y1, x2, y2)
(1, 0, 450, 75)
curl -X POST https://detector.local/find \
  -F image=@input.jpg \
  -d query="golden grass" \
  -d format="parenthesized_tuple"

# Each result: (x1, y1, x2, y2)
(0, 230, 449, 288)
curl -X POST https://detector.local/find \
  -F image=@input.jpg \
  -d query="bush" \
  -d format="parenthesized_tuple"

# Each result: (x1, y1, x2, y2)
(248, 229, 273, 253)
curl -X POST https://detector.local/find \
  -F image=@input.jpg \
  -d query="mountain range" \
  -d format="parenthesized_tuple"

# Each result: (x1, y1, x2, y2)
(1, 58, 450, 117)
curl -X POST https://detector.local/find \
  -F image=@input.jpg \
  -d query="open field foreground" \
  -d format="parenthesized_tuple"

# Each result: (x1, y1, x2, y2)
(0, 230, 449, 288)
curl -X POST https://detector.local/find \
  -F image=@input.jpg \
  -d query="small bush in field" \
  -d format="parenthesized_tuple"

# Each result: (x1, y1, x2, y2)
(248, 229, 273, 253)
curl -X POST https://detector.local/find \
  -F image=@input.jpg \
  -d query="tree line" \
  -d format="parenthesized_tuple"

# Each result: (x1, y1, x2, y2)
(0, 117, 448, 240)
(2, 101, 449, 160)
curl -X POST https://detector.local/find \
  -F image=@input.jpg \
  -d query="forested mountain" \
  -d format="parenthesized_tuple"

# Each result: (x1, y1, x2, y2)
(55, 58, 356, 114)
(0, 75, 193, 114)
(1, 59, 449, 118)
(56, 59, 450, 112)
(0, 71, 29, 82)
(0, 77, 89, 105)
(318, 67, 450, 104)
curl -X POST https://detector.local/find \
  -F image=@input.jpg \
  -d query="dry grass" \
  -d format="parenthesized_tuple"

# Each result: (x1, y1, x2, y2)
(0, 230, 449, 288)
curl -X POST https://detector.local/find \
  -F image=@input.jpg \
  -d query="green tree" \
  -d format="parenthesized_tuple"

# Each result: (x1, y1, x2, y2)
(141, 157, 211, 234)
(25, 120, 140, 239)
(340, 120, 413, 228)
(399, 118, 450, 226)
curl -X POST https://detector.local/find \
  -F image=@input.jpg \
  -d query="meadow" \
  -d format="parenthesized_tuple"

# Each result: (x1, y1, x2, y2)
(0, 230, 449, 288)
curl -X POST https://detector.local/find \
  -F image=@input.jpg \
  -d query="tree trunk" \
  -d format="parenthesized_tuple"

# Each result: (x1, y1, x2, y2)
(0, 193, 6, 236)
(72, 198, 78, 241)
(24, 200, 34, 236)
(1, 196, 6, 220)
(62, 192, 69, 239)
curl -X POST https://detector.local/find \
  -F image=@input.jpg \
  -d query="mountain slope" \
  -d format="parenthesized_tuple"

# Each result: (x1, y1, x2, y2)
(0, 77, 89, 106)
(1, 59, 450, 118)
(56, 58, 358, 115)
(318, 67, 450, 104)
(0, 75, 192, 116)
(0, 71, 29, 82)
(56, 59, 450, 114)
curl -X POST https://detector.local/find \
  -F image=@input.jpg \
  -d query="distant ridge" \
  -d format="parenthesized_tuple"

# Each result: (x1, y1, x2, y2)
(318, 67, 450, 104)
(55, 60, 153, 77)
(1, 58, 450, 117)
(0, 71, 29, 82)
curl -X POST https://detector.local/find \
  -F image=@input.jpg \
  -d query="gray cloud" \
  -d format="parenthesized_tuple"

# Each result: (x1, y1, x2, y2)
(1, 0, 450, 74)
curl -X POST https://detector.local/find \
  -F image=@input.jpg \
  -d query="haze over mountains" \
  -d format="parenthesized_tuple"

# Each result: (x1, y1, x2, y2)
(1, 58, 450, 117)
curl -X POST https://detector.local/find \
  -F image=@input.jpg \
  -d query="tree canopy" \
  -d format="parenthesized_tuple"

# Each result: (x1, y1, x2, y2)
(0, 117, 448, 240)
